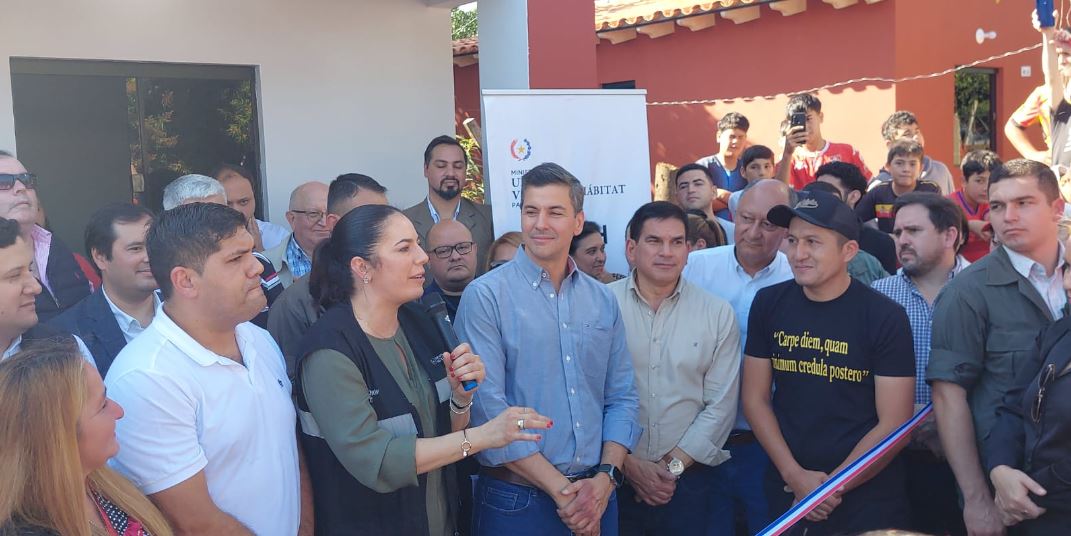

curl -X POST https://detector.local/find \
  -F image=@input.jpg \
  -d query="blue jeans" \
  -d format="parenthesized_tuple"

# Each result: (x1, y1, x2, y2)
(472, 475, 619, 536)
(707, 440, 772, 536)
(618, 463, 715, 536)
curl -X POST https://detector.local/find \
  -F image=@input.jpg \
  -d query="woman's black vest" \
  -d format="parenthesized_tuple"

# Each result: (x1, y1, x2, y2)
(294, 302, 459, 536)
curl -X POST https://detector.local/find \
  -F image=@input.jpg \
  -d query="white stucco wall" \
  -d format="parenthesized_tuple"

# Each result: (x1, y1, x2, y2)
(0, 0, 456, 219)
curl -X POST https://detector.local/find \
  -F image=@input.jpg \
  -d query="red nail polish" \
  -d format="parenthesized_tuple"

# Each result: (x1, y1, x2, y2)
(548, 420, 553, 427)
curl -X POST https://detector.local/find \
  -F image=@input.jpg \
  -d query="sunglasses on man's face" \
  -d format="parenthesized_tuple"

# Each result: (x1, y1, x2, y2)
(0, 173, 36, 191)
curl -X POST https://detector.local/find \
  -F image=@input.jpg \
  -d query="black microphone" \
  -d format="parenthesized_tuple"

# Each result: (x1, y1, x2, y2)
(421, 293, 477, 392)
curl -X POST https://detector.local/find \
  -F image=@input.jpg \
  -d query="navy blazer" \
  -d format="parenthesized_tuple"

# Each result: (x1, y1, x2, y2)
(48, 289, 127, 377)
(986, 318, 1071, 514)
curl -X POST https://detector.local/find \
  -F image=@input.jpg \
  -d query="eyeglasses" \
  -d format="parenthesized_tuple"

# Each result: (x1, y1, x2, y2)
(1032, 363, 1057, 424)
(431, 241, 474, 259)
(0, 173, 36, 191)
(290, 210, 326, 223)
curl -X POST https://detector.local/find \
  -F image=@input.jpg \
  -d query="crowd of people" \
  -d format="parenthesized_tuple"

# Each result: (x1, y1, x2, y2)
(4, 16, 1071, 536)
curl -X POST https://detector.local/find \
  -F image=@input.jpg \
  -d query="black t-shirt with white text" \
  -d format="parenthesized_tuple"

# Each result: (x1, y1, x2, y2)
(746, 278, 914, 478)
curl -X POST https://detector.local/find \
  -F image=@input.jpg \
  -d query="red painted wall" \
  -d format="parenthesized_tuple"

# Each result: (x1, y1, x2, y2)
(455, 62, 480, 134)
(528, 0, 599, 89)
(892, 0, 1041, 187)
(597, 1, 896, 176)
(454, 0, 1041, 184)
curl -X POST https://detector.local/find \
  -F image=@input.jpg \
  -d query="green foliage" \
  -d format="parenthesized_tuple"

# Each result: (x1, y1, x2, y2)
(219, 81, 253, 147)
(459, 135, 484, 203)
(955, 70, 994, 150)
(452, 7, 477, 40)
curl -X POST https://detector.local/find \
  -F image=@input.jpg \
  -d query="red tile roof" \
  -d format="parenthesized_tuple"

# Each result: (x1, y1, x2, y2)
(454, 36, 479, 56)
(451, 0, 880, 57)
(594, 0, 749, 32)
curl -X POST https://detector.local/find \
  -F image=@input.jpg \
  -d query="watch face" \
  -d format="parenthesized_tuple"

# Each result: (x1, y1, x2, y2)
(668, 458, 685, 476)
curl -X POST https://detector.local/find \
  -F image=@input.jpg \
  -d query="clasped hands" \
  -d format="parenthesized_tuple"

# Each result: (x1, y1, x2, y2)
(553, 472, 615, 536)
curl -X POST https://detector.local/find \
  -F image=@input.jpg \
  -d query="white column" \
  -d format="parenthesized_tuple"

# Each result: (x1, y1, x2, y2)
(477, 0, 530, 90)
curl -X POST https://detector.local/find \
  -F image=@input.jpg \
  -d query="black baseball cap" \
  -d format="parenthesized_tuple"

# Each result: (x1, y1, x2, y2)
(767, 190, 861, 241)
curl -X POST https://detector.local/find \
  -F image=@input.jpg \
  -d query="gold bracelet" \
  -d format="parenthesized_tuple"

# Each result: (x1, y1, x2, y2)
(461, 429, 472, 458)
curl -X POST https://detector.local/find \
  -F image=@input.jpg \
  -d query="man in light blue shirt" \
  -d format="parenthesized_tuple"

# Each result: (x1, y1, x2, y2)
(681, 180, 795, 535)
(456, 163, 639, 536)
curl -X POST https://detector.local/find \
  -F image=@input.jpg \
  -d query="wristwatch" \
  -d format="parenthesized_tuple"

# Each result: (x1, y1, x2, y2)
(595, 464, 624, 488)
(666, 457, 685, 478)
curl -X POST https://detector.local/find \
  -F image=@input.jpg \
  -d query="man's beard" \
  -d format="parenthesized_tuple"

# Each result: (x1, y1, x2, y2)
(901, 252, 939, 279)
(435, 184, 461, 201)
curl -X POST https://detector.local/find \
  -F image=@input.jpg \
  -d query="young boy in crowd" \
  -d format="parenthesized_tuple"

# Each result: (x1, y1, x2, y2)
(728, 145, 776, 216)
(948, 150, 1001, 262)
(696, 112, 750, 219)
(871, 111, 955, 194)
(776, 93, 871, 189)
(855, 140, 940, 234)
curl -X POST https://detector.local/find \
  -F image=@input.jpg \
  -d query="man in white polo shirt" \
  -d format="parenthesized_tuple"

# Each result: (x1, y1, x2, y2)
(106, 203, 300, 535)
(681, 180, 796, 535)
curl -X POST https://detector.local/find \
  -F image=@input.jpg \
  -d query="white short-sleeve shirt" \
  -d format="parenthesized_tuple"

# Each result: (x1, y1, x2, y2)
(105, 305, 299, 536)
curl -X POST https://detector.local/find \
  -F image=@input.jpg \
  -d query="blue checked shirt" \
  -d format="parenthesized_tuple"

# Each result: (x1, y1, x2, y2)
(284, 236, 312, 279)
(872, 257, 968, 405)
(455, 247, 640, 475)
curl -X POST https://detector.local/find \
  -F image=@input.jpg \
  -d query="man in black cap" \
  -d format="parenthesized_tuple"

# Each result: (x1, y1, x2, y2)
(740, 190, 916, 535)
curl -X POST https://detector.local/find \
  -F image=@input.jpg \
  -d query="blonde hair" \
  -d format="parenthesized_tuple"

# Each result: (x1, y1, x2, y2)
(0, 340, 172, 536)
(484, 231, 523, 272)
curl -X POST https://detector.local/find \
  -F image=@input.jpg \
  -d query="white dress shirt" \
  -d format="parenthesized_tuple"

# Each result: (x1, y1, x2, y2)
(682, 245, 794, 429)
(105, 305, 299, 536)
(257, 219, 290, 251)
(1004, 243, 1067, 320)
(101, 286, 161, 343)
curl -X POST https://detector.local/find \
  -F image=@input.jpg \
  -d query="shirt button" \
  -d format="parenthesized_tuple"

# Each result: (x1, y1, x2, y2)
(650, 393, 656, 398)
(570, 388, 576, 394)
(565, 355, 572, 362)
(650, 364, 656, 369)
(562, 323, 568, 329)
(575, 422, 581, 428)
(576, 456, 582, 462)
(549, 293, 556, 298)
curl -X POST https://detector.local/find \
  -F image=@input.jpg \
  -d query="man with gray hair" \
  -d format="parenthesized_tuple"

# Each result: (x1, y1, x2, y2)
(162, 174, 227, 210)
(681, 179, 796, 535)
(263, 181, 330, 287)
(162, 174, 282, 328)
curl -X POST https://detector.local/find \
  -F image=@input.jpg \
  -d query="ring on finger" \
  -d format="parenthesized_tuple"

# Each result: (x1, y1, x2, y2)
(517, 418, 525, 431)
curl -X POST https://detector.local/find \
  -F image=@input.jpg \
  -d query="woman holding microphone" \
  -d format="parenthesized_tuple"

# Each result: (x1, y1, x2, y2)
(297, 205, 549, 536)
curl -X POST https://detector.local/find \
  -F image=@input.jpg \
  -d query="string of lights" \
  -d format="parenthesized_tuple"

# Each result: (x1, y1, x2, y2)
(646, 42, 1042, 106)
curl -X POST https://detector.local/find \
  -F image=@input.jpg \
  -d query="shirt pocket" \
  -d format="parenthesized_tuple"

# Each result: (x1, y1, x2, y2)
(377, 413, 419, 438)
(579, 321, 612, 392)
(984, 330, 1038, 387)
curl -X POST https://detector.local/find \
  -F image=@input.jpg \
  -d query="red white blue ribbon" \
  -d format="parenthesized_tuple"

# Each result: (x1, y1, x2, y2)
(757, 403, 934, 536)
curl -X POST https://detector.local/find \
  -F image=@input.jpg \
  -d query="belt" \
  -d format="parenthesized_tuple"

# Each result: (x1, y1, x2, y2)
(725, 429, 756, 446)
(479, 466, 594, 489)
